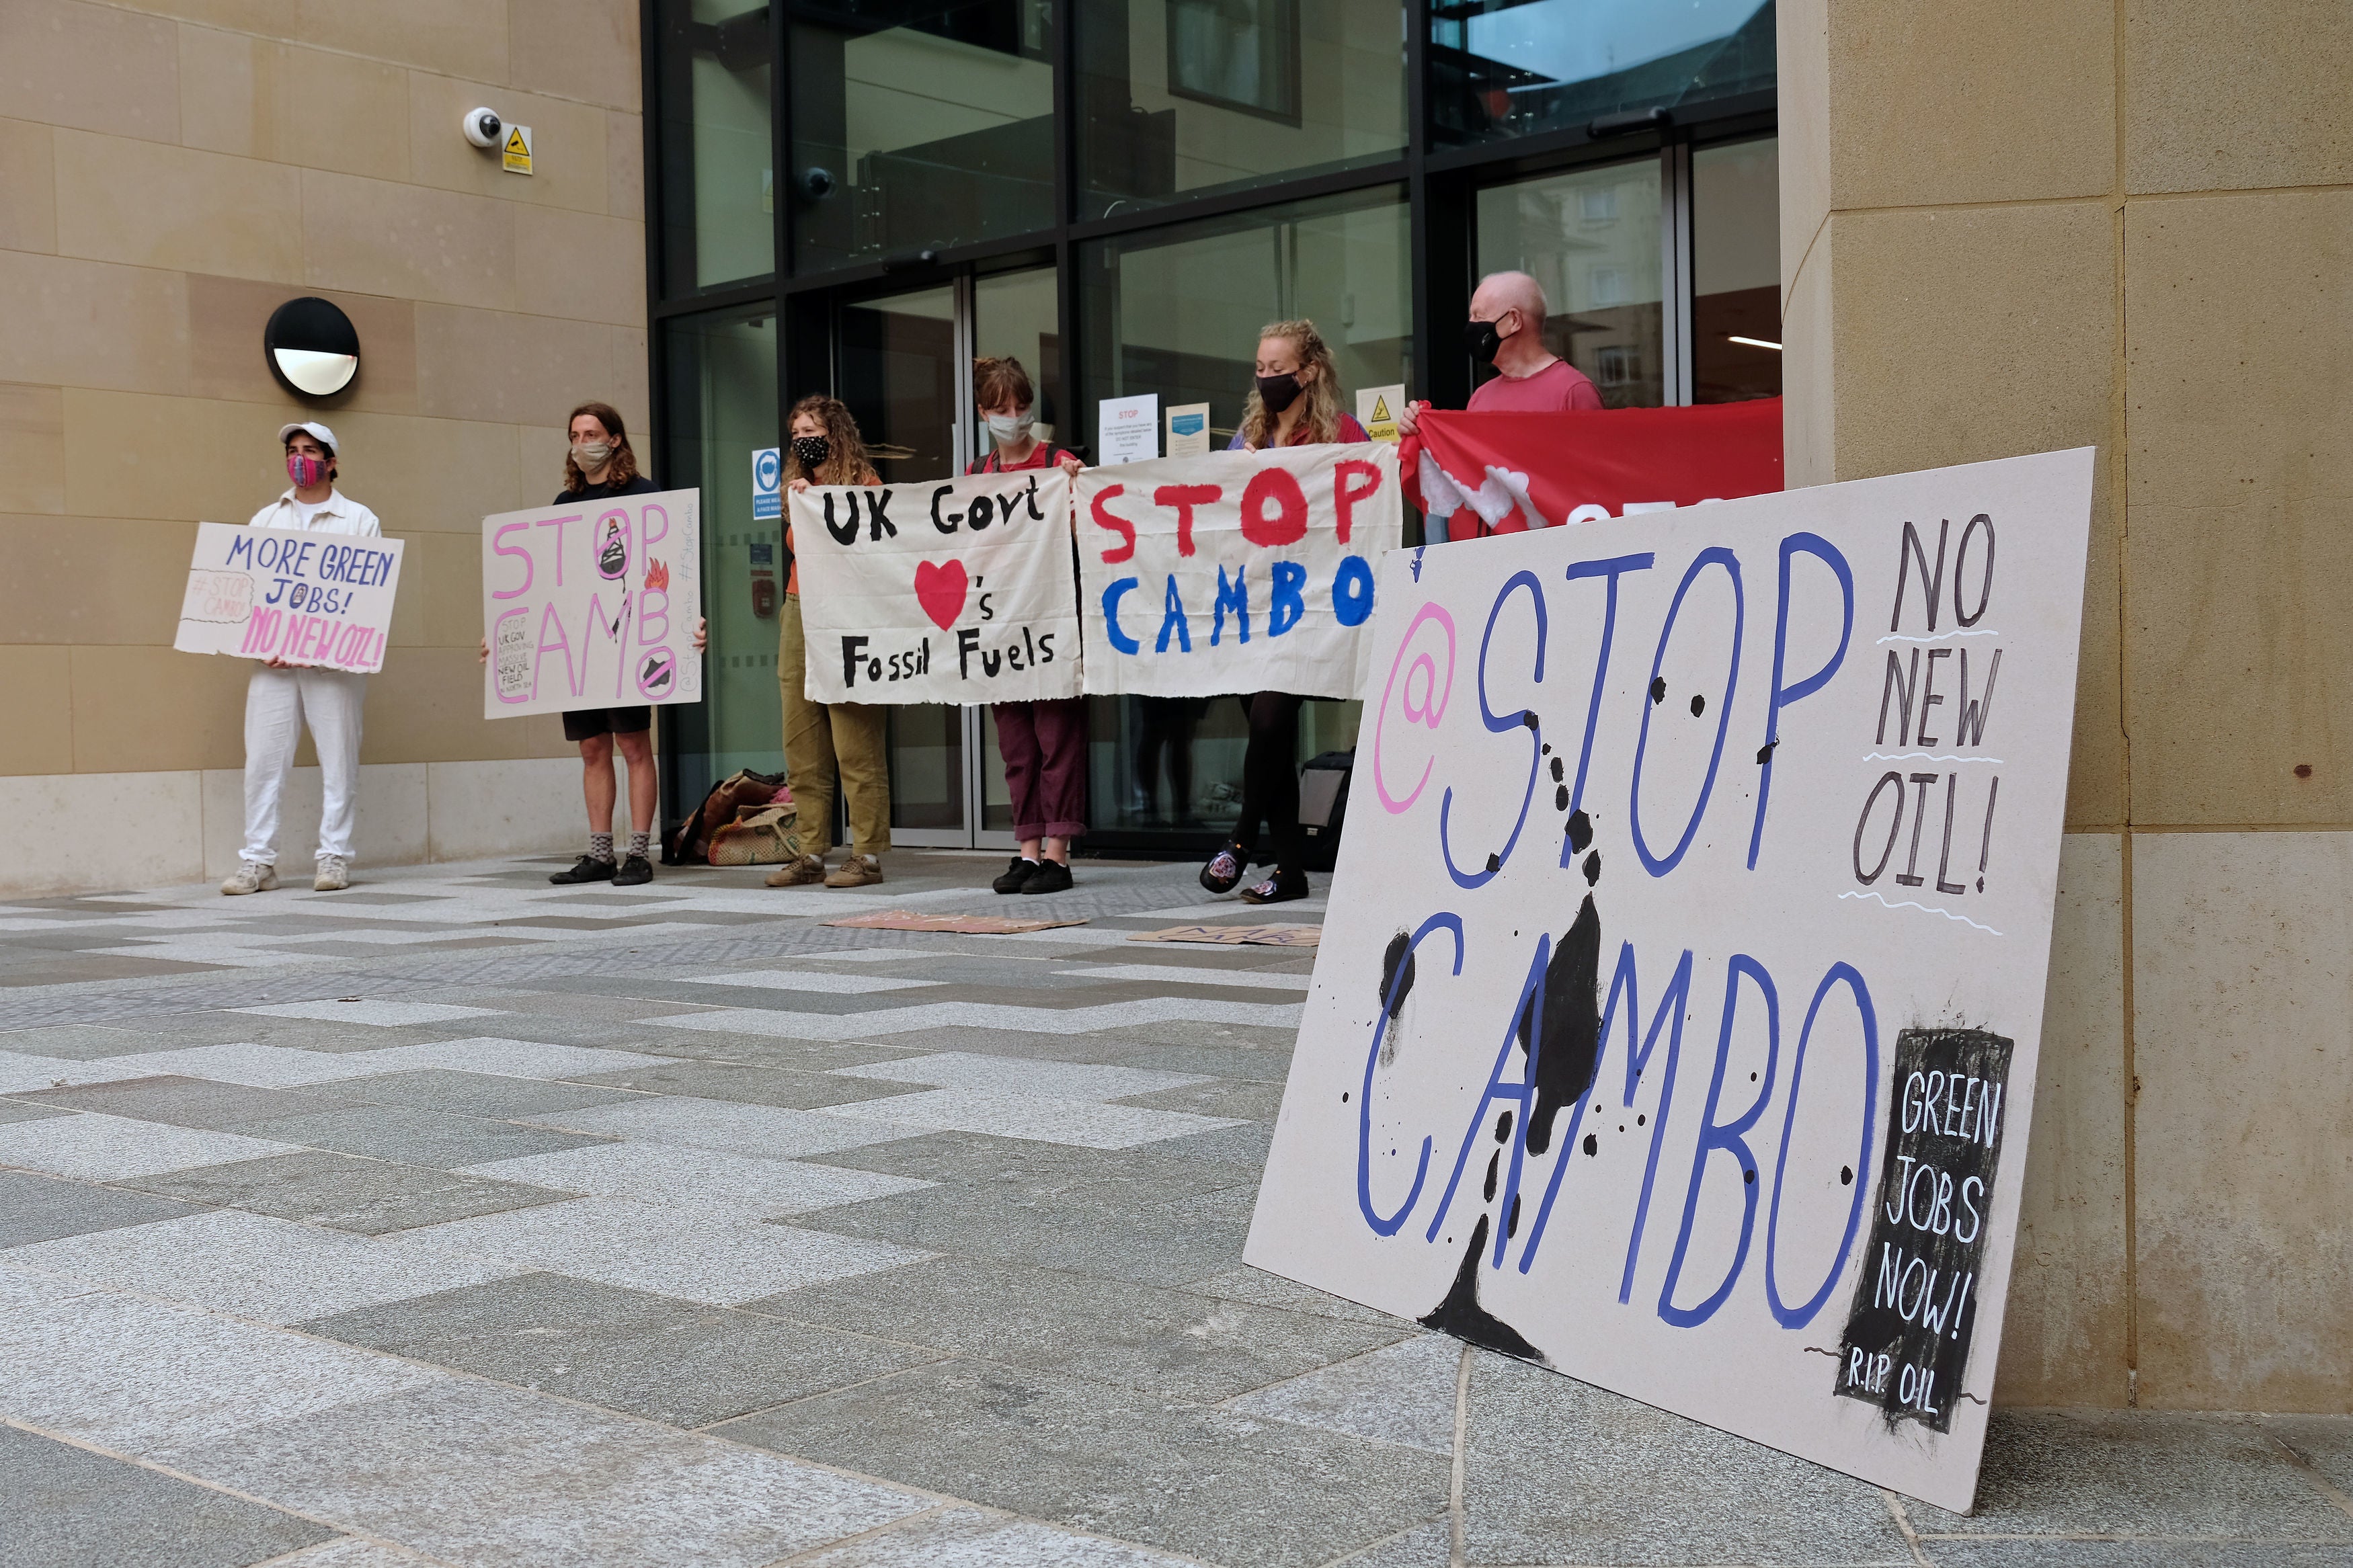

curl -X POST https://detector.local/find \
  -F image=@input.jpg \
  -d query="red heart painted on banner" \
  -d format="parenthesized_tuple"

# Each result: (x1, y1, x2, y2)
(913, 558, 969, 631)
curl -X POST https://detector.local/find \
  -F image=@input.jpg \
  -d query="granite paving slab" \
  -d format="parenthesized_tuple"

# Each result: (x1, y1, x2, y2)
(715, 1356, 1448, 1568)
(561, 1057, 924, 1108)
(819, 1086, 1242, 1149)
(0, 1423, 339, 1568)
(1055, 962, 1314, 991)
(156, 1378, 930, 1568)
(15, 1073, 364, 1130)
(1114, 1078, 1286, 1120)
(0, 1098, 71, 1124)
(787, 1128, 1260, 1200)
(120, 1151, 577, 1235)
(87, 1042, 411, 1087)
(0, 1048, 148, 1095)
(1916, 1546, 2353, 1567)
(322, 1036, 682, 1080)
(753, 1255, 1407, 1402)
(1185, 1267, 1410, 1328)
(520, 1094, 920, 1158)
(458, 1141, 930, 1214)
(0, 1168, 210, 1248)
(303, 1271, 942, 1429)
(335, 1069, 648, 1120)
(5, 1208, 525, 1324)
(650, 996, 1302, 1042)
(1222, 1333, 1462, 1453)
(236, 1000, 510, 1027)
(0, 1112, 302, 1181)
(830, 1050, 1214, 1102)
(266, 1540, 432, 1567)
(0, 1024, 163, 1059)
(1327, 1520, 1452, 1567)
(789, 1505, 1201, 1567)
(680, 968, 943, 994)
(237, 1104, 621, 1169)
(395, 1196, 931, 1305)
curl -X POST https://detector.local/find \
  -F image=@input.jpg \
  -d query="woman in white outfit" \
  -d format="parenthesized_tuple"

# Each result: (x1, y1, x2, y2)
(221, 422, 381, 896)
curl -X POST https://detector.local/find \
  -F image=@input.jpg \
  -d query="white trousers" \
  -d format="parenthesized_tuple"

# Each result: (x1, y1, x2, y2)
(242, 666, 366, 866)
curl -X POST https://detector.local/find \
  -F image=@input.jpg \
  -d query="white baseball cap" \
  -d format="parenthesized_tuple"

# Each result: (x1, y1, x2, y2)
(278, 421, 338, 454)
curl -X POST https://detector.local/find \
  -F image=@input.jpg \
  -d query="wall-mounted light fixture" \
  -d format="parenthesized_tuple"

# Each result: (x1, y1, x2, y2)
(263, 296, 361, 399)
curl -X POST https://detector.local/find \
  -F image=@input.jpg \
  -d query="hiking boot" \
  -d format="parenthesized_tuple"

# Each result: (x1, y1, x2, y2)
(1199, 842, 1247, 895)
(1020, 860, 1074, 895)
(612, 854, 653, 887)
(824, 854, 883, 889)
(992, 856, 1039, 895)
(1240, 868, 1310, 905)
(765, 854, 826, 887)
(221, 862, 277, 896)
(313, 855, 350, 892)
(549, 854, 617, 886)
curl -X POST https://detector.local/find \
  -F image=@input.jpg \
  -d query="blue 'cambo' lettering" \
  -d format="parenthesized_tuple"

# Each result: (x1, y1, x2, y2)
(1357, 913, 1462, 1235)
(1657, 954, 1778, 1327)
(1105, 557, 1373, 655)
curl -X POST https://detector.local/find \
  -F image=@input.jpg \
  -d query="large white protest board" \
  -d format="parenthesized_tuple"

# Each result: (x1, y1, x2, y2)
(481, 487, 703, 719)
(1247, 449, 2096, 1512)
(174, 521, 403, 673)
(790, 470, 1080, 705)
(1075, 444, 1402, 700)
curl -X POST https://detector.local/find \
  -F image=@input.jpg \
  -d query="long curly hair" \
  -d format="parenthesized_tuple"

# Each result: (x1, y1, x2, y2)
(561, 401, 640, 493)
(783, 395, 877, 487)
(1238, 319, 1344, 448)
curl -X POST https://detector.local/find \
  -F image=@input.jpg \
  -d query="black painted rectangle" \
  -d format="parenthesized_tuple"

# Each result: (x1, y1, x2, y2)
(1834, 1026, 2013, 1433)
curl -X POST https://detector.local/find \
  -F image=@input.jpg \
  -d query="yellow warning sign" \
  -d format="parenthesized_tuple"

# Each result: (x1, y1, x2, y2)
(1357, 383, 1405, 444)
(502, 124, 533, 175)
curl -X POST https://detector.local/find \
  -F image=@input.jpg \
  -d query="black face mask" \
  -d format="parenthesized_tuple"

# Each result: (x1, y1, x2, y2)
(1465, 315, 1513, 366)
(1255, 372, 1304, 415)
(791, 435, 830, 469)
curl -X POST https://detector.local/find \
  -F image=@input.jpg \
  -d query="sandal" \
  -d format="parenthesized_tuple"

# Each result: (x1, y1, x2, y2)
(1199, 842, 1247, 895)
(1240, 868, 1310, 905)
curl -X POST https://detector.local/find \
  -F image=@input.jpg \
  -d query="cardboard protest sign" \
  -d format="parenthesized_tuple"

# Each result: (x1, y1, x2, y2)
(1075, 444, 1402, 700)
(481, 487, 703, 720)
(789, 470, 1080, 705)
(1408, 402, 1783, 537)
(173, 521, 403, 673)
(1246, 448, 2096, 1512)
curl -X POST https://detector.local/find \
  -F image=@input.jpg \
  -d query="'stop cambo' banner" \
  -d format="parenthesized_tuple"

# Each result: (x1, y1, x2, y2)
(1075, 444, 1403, 700)
(1246, 448, 2096, 1512)
(481, 487, 703, 720)
(790, 469, 1080, 705)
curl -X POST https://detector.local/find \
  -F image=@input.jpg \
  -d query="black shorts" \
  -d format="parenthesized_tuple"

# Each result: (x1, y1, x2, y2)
(562, 706, 653, 742)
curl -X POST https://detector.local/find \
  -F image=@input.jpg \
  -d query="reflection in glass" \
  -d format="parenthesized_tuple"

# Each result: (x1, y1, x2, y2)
(789, 0, 1056, 271)
(1431, 0, 1773, 147)
(1476, 159, 1663, 408)
(1692, 136, 1781, 403)
(657, 1, 776, 289)
(1077, 188, 1399, 836)
(1077, 0, 1404, 220)
(974, 267, 1068, 452)
(661, 306, 781, 815)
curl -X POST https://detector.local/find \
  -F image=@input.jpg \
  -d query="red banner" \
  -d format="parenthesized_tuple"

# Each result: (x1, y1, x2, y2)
(1404, 399, 1783, 539)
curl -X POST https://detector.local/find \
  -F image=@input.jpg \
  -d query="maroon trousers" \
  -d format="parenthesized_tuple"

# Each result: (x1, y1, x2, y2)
(994, 698, 1088, 839)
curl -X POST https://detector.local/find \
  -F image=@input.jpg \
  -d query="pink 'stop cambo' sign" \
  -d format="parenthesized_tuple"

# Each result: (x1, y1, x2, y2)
(479, 487, 703, 720)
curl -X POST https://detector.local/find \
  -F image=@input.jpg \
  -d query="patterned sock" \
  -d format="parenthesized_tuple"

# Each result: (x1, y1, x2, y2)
(588, 832, 615, 864)
(627, 831, 650, 860)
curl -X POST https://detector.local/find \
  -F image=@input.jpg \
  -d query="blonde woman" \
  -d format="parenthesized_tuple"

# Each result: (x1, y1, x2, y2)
(1200, 320, 1369, 906)
(769, 395, 893, 888)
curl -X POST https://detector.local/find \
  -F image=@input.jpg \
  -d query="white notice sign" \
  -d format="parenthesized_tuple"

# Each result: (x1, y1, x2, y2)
(1246, 450, 2096, 1513)
(1098, 394, 1158, 465)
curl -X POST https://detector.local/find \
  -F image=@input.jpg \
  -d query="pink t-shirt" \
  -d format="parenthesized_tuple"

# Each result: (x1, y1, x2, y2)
(1466, 357, 1604, 413)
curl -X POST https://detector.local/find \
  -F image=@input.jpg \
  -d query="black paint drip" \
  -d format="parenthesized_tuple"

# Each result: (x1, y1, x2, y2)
(1520, 894, 1603, 1157)
(1566, 810, 1593, 853)
(1378, 930, 1417, 1018)
(1418, 1213, 1544, 1362)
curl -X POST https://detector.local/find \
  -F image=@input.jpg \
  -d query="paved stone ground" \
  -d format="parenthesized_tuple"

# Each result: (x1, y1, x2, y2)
(1, 849, 2348, 1568)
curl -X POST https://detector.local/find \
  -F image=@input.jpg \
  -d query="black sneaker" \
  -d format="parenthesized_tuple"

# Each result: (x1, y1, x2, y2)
(549, 855, 617, 885)
(992, 856, 1039, 895)
(612, 854, 653, 887)
(1020, 860, 1074, 895)
(1240, 868, 1310, 905)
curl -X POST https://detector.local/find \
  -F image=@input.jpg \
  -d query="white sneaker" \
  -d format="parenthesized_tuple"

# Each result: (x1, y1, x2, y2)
(313, 855, 350, 893)
(221, 862, 278, 896)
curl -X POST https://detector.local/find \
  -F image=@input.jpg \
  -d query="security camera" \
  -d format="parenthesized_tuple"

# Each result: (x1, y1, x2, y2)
(461, 108, 504, 149)
(797, 167, 836, 201)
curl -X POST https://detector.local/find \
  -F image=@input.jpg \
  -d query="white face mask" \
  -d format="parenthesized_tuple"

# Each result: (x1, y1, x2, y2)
(986, 410, 1035, 445)
(573, 439, 614, 468)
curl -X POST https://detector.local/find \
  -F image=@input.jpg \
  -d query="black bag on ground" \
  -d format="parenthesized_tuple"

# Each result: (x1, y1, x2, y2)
(1298, 749, 1354, 873)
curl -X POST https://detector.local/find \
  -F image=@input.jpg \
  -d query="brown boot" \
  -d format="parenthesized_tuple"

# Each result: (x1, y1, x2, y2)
(764, 854, 826, 887)
(823, 854, 883, 888)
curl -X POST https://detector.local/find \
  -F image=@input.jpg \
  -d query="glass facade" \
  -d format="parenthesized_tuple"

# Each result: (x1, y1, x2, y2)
(643, 0, 1776, 851)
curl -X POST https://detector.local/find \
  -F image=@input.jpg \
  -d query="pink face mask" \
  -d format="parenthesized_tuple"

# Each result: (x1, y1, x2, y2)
(286, 451, 328, 488)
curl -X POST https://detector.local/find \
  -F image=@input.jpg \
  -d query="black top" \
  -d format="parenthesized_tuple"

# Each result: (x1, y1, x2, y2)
(553, 473, 658, 505)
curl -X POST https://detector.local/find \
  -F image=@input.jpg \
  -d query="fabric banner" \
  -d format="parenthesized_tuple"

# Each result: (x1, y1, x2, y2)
(789, 470, 1080, 705)
(480, 487, 703, 720)
(1410, 401, 1783, 538)
(173, 521, 404, 674)
(1246, 448, 2096, 1512)
(1074, 444, 1403, 700)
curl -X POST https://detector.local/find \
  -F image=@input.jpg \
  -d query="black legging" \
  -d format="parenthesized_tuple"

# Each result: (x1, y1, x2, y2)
(1134, 696, 1201, 820)
(1231, 691, 1304, 875)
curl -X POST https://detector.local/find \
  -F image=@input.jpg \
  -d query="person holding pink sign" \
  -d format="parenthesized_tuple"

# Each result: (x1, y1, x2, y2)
(222, 422, 380, 897)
